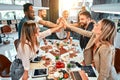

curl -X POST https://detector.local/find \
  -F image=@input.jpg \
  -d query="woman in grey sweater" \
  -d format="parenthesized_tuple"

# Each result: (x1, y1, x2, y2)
(63, 18, 120, 80)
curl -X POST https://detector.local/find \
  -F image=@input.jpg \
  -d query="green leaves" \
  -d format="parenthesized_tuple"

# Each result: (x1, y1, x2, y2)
(55, 56, 59, 60)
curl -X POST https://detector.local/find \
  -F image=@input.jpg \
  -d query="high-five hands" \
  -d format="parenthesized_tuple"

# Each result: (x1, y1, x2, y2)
(55, 17, 71, 32)
(58, 17, 70, 29)
(55, 17, 65, 32)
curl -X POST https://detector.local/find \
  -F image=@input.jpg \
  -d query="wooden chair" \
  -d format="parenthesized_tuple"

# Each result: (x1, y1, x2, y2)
(1, 25, 14, 44)
(14, 39, 19, 51)
(114, 48, 120, 73)
(0, 54, 11, 77)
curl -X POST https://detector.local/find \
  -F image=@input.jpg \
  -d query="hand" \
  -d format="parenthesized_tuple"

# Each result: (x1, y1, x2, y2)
(63, 39, 68, 42)
(58, 21, 64, 28)
(59, 18, 69, 29)
(56, 17, 63, 25)
(80, 60, 86, 66)
(22, 71, 29, 80)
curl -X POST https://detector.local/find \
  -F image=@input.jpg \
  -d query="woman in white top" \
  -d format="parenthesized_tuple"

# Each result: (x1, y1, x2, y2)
(17, 20, 62, 80)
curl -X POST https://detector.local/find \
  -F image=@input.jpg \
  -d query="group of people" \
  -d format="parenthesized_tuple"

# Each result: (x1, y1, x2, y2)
(11, 2, 120, 80)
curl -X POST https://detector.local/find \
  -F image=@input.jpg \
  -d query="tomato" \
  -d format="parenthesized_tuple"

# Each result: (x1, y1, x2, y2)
(56, 64, 61, 68)
(56, 61, 65, 68)
(60, 63, 65, 68)
(63, 73, 69, 79)
(56, 61, 62, 65)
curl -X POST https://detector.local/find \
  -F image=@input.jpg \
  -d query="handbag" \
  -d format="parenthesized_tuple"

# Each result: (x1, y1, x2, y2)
(10, 58, 24, 80)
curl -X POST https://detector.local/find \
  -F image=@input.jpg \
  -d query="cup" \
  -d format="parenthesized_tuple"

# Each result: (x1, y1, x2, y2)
(45, 58, 51, 65)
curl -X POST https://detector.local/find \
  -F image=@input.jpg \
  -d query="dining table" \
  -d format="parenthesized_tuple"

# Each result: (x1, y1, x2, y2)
(28, 39, 98, 80)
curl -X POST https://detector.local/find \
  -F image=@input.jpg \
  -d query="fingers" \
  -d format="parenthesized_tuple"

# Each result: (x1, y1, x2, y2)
(56, 17, 70, 30)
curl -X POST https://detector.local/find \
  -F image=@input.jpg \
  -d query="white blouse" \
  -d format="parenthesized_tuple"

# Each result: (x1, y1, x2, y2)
(17, 43, 37, 70)
(17, 29, 51, 70)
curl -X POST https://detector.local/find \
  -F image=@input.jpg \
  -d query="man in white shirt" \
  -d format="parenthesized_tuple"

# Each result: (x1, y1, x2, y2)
(35, 9, 48, 31)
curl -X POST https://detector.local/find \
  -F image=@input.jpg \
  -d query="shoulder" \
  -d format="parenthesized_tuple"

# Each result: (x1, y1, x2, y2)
(99, 43, 115, 53)
(35, 16, 42, 22)
(87, 22, 94, 30)
(19, 17, 27, 25)
(21, 17, 28, 22)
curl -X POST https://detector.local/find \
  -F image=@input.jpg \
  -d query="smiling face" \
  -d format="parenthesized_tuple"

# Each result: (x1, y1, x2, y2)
(27, 6, 35, 20)
(92, 21, 102, 36)
(79, 14, 90, 27)
(38, 10, 47, 18)
(62, 10, 69, 20)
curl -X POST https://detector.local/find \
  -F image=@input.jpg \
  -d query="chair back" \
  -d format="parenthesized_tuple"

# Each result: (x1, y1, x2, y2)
(14, 39, 19, 51)
(1, 25, 14, 43)
(114, 48, 120, 73)
(0, 54, 11, 77)
(1, 25, 11, 33)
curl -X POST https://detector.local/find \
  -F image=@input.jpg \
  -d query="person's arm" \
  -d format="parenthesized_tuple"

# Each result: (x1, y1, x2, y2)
(66, 25, 93, 38)
(38, 19, 58, 28)
(70, 22, 79, 27)
(61, 18, 93, 38)
(98, 45, 114, 80)
(56, 18, 61, 24)
(66, 31, 70, 40)
(50, 25, 62, 33)
(39, 26, 62, 38)
(22, 70, 28, 80)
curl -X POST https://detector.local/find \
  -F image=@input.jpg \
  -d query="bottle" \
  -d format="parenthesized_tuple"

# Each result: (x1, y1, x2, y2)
(70, 37, 73, 44)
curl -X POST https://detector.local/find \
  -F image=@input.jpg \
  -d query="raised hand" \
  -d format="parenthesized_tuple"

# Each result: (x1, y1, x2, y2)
(59, 17, 68, 29)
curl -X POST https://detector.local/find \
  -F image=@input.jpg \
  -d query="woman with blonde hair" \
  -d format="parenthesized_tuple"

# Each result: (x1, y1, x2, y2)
(15, 20, 62, 80)
(63, 18, 120, 80)
(56, 10, 70, 40)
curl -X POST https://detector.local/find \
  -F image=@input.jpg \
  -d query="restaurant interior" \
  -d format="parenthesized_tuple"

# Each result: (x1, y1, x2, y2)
(0, 0, 120, 80)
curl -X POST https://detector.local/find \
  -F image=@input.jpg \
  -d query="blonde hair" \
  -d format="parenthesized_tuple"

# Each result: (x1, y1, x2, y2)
(62, 10, 69, 17)
(20, 20, 39, 53)
(99, 19, 117, 45)
(62, 10, 69, 15)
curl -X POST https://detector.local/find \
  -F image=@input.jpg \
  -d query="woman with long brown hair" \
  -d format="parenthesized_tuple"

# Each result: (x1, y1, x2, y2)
(63, 18, 120, 80)
(16, 20, 62, 80)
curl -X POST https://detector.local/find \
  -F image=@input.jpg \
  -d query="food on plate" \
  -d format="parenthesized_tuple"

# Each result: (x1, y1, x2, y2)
(48, 66, 56, 74)
(59, 70, 69, 79)
(49, 49, 60, 56)
(44, 58, 51, 66)
(40, 45, 52, 52)
(56, 61, 65, 68)
(63, 73, 69, 79)
(59, 46, 68, 54)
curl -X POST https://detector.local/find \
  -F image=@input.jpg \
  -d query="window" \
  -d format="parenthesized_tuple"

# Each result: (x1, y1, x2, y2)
(14, 0, 29, 5)
(0, 0, 12, 4)
(59, 0, 93, 22)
